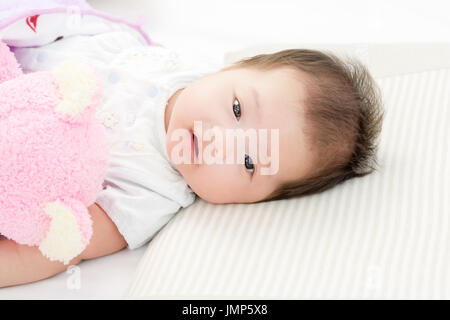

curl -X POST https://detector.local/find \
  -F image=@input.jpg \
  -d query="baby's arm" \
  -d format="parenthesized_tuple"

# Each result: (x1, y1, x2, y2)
(0, 204, 127, 288)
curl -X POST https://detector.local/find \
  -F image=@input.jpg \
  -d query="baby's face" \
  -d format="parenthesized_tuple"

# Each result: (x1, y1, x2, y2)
(165, 66, 316, 204)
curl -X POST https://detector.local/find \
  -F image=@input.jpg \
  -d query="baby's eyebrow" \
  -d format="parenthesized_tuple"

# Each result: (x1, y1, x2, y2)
(250, 86, 262, 122)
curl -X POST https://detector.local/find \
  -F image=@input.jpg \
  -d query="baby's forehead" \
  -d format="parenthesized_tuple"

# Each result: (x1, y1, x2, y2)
(266, 113, 314, 179)
(257, 88, 305, 129)
(253, 69, 308, 104)
(250, 65, 310, 84)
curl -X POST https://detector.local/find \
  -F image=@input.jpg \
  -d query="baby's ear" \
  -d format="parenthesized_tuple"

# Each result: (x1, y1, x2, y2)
(0, 41, 23, 83)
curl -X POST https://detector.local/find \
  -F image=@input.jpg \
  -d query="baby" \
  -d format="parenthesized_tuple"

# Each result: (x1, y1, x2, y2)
(0, 34, 383, 287)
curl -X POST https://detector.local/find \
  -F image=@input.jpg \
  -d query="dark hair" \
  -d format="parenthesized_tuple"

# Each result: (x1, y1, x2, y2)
(225, 48, 384, 201)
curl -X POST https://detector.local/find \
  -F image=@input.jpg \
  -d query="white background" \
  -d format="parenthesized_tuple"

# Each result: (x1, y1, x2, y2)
(88, 0, 450, 52)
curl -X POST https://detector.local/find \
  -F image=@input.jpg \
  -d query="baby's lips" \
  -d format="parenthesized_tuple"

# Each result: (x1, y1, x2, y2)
(189, 129, 198, 163)
(193, 132, 199, 158)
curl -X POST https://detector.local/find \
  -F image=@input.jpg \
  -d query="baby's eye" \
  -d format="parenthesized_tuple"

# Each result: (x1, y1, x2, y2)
(233, 98, 241, 121)
(245, 154, 254, 174)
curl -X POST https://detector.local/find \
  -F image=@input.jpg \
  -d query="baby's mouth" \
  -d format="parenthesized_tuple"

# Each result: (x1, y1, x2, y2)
(191, 131, 198, 161)
(193, 132, 199, 159)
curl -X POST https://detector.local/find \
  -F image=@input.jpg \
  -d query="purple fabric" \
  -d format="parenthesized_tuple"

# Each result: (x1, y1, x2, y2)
(0, 0, 152, 46)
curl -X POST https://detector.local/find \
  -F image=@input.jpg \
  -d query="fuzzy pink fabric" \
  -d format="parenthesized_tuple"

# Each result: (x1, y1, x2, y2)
(0, 40, 22, 82)
(0, 41, 108, 251)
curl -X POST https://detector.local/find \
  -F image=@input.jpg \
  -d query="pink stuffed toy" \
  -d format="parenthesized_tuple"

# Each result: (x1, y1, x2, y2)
(0, 41, 109, 264)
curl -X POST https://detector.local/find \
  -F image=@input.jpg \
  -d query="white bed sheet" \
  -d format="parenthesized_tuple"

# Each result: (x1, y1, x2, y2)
(0, 245, 147, 299)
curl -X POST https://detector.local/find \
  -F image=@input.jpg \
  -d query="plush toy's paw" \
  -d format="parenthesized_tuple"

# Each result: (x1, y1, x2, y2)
(52, 60, 101, 121)
(38, 198, 93, 265)
(0, 41, 22, 83)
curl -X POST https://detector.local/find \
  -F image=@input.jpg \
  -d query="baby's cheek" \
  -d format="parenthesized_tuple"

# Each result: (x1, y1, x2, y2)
(185, 166, 220, 201)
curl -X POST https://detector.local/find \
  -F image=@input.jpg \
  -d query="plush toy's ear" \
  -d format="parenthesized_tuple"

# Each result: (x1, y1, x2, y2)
(51, 59, 103, 123)
(0, 41, 23, 83)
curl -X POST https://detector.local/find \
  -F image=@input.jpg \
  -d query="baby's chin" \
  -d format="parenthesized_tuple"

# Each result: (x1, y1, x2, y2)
(183, 180, 218, 203)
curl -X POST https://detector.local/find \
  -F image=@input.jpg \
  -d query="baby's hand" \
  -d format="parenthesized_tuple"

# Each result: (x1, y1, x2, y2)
(0, 204, 127, 288)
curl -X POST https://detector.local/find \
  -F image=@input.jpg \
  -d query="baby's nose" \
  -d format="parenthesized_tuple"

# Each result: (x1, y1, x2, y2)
(203, 125, 232, 164)
(215, 127, 242, 164)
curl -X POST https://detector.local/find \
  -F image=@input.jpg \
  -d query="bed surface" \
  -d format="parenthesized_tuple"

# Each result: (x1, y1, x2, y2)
(0, 245, 147, 299)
